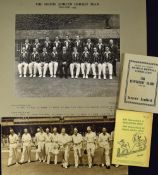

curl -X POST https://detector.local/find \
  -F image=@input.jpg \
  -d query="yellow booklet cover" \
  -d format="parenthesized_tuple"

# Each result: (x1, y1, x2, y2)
(112, 110, 153, 167)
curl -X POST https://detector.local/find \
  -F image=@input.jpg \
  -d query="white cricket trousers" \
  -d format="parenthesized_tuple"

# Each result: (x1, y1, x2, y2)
(28, 62, 38, 75)
(18, 62, 28, 76)
(100, 144, 110, 166)
(73, 144, 82, 167)
(70, 63, 80, 77)
(81, 63, 91, 75)
(49, 62, 58, 76)
(87, 143, 95, 166)
(8, 143, 19, 166)
(37, 142, 45, 161)
(61, 146, 69, 166)
(102, 62, 113, 75)
(20, 142, 31, 163)
(45, 142, 52, 156)
(47, 142, 59, 164)
(38, 62, 49, 76)
(91, 63, 102, 76)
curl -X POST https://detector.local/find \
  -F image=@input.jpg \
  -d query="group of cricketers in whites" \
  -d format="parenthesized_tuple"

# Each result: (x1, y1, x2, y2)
(17, 35, 119, 79)
(7, 126, 119, 169)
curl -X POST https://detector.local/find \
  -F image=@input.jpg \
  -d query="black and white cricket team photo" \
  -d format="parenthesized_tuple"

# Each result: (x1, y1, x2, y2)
(15, 14, 120, 97)
(1, 116, 127, 175)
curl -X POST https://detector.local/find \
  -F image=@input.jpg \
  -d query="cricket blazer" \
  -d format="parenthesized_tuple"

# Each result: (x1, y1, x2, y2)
(43, 41, 52, 52)
(91, 52, 102, 63)
(29, 52, 40, 63)
(53, 41, 62, 52)
(22, 43, 32, 53)
(73, 40, 83, 52)
(103, 51, 113, 63)
(84, 42, 94, 53)
(71, 52, 81, 63)
(40, 52, 50, 63)
(19, 52, 29, 63)
(50, 52, 59, 62)
(96, 43, 105, 54)
(81, 51, 91, 63)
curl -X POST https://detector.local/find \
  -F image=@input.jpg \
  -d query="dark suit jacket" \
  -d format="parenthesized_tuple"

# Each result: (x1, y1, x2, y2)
(59, 52, 70, 64)
(109, 44, 118, 61)
(50, 52, 59, 62)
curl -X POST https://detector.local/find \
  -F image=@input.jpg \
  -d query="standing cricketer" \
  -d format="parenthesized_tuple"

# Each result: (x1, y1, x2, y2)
(48, 127, 60, 165)
(20, 128, 32, 163)
(72, 128, 83, 168)
(98, 128, 111, 169)
(44, 128, 53, 164)
(85, 126, 97, 168)
(58, 128, 71, 168)
(7, 129, 19, 166)
(36, 127, 46, 162)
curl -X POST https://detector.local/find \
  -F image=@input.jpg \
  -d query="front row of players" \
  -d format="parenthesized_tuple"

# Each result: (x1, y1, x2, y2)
(18, 46, 113, 80)
(8, 127, 115, 169)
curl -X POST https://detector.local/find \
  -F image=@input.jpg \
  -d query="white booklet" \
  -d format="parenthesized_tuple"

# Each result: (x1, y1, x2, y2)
(118, 53, 158, 113)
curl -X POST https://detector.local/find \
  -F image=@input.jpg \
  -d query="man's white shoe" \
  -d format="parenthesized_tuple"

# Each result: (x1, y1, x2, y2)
(86, 75, 88, 79)
(50, 75, 53, 78)
(83, 74, 85, 79)
(88, 164, 92, 168)
(71, 76, 74, 79)
(109, 75, 113, 79)
(75, 76, 78, 79)
(24, 75, 26, 78)
(29, 74, 32, 77)
(43, 75, 45, 78)
(98, 76, 101, 79)
(103, 75, 106, 80)
(54, 75, 56, 78)
(19, 74, 22, 78)
(33, 75, 36, 78)
(93, 75, 96, 79)
(28, 160, 31, 163)
(63, 163, 68, 168)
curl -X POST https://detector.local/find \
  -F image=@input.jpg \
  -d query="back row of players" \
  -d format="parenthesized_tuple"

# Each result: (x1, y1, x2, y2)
(7, 126, 117, 169)
(18, 36, 119, 79)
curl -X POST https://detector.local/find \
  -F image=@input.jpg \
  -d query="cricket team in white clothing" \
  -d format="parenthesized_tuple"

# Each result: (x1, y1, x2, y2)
(17, 36, 119, 79)
(7, 126, 115, 169)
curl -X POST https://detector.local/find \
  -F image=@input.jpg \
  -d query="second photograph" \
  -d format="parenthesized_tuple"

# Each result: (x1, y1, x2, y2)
(1, 116, 127, 175)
